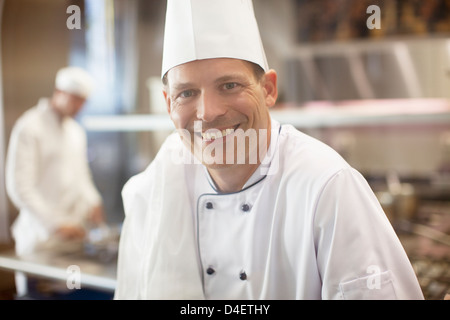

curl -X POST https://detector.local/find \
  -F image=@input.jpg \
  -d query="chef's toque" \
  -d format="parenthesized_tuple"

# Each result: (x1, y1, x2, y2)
(55, 67, 95, 99)
(161, 0, 269, 78)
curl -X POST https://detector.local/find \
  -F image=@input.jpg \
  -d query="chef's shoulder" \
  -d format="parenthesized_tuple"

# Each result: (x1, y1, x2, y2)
(121, 132, 183, 213)
(9, 106, 44, 141)
(278, 125, 351, 182)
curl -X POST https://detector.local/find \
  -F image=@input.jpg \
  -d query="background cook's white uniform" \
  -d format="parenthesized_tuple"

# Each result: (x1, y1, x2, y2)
(6, 98, 102, 256)
(115, 119, 424, 300)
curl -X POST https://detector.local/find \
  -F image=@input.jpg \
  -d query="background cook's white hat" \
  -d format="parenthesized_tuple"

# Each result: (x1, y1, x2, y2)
(161, 0, 269, 78)
(55, 66, 95, 99)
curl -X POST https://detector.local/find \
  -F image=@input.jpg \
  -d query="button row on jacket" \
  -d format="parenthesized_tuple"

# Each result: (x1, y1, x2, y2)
(205, 267, 247, 281)
(205, 202, 251, 212)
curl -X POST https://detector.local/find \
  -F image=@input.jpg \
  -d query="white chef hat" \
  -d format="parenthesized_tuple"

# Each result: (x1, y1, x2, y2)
(55, 66, 95, 99)
(161, 0, 269, 78)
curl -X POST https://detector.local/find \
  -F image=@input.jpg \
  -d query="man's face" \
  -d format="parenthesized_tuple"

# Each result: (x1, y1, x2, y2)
(53, 90, 86, 118)
(163, 58, 277, 169)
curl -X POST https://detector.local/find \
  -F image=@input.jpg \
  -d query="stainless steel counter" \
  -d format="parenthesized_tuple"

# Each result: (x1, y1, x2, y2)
(0, 247, 116, 293)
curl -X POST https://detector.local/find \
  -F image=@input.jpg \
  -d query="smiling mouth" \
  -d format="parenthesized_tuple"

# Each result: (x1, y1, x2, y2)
(201, 125, 239, 142)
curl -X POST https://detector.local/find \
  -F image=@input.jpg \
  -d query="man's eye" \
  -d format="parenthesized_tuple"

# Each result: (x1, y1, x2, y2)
(180, 90, 194, 98)
(223, 83, 238, 90)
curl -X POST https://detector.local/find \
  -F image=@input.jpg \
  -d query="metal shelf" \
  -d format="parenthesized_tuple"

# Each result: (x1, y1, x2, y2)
(82, 113, 174, 132)
(271, 99, 450, 128)
(81, 99, 450, 132)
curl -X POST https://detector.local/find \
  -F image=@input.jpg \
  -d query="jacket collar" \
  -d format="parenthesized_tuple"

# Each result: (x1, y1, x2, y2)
(37, 98, 64, 127)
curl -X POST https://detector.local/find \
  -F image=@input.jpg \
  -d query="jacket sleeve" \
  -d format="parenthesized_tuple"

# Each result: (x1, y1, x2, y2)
(313, 167, 424, 300)
(114, 173, 146, 299)
(6, 123, 62, 231)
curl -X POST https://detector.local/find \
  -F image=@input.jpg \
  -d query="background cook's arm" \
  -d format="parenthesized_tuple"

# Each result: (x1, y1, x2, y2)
(77, 130, 104, 225)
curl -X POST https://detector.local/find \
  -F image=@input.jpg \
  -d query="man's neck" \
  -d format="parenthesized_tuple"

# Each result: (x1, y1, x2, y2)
(207, 162, 260, 193)
(49, 98, 66, 122)
(207, 127, 272, 193)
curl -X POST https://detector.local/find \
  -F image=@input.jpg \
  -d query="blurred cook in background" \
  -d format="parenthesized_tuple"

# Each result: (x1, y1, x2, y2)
(5, 66, 104, 260)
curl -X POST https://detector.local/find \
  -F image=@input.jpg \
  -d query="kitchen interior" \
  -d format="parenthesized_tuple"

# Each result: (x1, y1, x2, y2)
(0, 0, 449, 300)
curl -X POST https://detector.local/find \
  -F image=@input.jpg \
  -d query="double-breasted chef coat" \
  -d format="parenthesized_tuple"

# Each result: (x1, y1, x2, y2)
(114, 119, 424, 300)
(6, 98, 102, 256)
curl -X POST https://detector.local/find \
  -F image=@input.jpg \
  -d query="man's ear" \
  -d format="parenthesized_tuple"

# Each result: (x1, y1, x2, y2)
(163, 89, 171, 115)
(263, 70, 278, 108)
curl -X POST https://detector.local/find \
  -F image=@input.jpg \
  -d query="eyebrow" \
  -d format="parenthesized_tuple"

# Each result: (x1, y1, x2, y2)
(171, 82, 196, 91)
(213, 74, 247, 85)
(170, 73, 249, 91)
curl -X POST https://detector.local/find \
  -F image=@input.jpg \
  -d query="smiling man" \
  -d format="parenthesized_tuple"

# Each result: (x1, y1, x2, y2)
(163, 58, 277, 192)
(114, 0, 424, 300)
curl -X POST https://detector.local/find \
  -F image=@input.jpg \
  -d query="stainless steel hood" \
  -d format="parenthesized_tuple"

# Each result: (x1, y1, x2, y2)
(283, 37, 450, 105)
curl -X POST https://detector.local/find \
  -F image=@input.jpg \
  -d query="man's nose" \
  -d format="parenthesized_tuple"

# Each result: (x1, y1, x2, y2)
(196, 91, 226, 122)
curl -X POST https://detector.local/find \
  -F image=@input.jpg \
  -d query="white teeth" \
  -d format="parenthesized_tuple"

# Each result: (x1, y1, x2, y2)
(202, 128, 235, 141)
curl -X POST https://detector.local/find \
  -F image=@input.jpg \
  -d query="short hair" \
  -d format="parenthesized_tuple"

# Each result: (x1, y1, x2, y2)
(162, 60, 265, 87)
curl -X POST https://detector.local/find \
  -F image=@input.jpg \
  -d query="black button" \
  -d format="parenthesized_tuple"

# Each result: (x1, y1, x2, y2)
(239, 271, 247, 281)
(241, 204, 250, 212)
(206, 202, 213, 209)
(206, 267, 215, 275)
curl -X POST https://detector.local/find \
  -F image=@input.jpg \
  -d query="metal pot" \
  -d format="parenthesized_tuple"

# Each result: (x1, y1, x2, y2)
(376, 171, 418, 224)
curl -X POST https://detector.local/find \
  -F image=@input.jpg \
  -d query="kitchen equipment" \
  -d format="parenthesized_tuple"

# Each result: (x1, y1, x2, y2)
(84, 223, 120, 263)
(376, 171, 418, 224)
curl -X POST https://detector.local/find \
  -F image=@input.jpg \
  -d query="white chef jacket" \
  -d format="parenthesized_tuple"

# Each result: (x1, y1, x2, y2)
(6, 98, 102, 256)
(114, 119, 424, 300)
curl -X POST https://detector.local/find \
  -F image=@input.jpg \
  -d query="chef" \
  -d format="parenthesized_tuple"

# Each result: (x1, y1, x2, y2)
(114, 0, 424, 300)
(6, 66, 104, 295)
